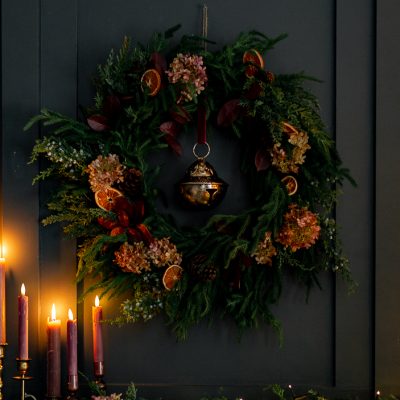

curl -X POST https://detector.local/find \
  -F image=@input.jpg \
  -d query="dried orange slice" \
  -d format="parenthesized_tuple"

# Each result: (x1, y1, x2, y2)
(141, 69, 161, 96)
(162, 265, 183, 291)
(281, 175, 298, 196)
(282, 122, 298, 135)
(243, 49, 264, 77)
(244, 65, 258, 78)
(243, 49, 264, 68)
(94, 187, 123, 211)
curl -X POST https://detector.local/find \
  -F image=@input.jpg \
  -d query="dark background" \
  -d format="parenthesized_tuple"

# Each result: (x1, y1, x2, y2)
(1, 0, 397, 398)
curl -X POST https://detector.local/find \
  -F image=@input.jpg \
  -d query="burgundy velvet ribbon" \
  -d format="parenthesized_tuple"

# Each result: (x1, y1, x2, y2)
(197, 105, 207, 144)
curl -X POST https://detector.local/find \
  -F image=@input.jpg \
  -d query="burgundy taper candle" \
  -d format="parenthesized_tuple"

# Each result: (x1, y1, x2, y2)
(0, 258, 5, 344)
(18, 283, 28, 359)
(47, 304, 61, 398)
(67, 309, 78, 391)
(92, 295, 104, 376)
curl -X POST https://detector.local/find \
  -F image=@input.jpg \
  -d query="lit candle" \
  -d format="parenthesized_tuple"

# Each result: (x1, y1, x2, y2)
(92, 295, 104, 376)
(67, 309, 78, 391)
(18, 283, 28, 359)
(47, 304, 61, 398)
(0, 257, 5, 344)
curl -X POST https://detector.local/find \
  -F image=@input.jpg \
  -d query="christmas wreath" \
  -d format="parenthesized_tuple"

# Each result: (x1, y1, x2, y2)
(26, 26, 354, 340)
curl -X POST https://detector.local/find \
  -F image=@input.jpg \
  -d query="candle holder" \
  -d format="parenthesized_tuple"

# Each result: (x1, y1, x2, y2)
(66, 375, 79, 400)
(13, 357, 33, 400)
(94, 361, 106, 391)
(66, 391, 79, 400)
(0, 343, 7, 400)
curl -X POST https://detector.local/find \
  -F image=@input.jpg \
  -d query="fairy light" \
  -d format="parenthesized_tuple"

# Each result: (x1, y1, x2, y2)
(288, 384, 296, 399)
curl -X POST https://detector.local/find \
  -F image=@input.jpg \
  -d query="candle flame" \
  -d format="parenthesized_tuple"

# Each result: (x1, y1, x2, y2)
(21, 283, 26, 296)
(95, 295, 100, 307)
(51, 304, 56, 321)
(68, 308, 74, 321)
(1, 243, 7, 258)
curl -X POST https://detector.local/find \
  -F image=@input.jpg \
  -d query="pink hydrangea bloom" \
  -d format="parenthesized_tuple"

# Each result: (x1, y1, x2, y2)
(166, 53, 207, 103)
(86, 154, 125, 192)
(277, 203, 320, 252)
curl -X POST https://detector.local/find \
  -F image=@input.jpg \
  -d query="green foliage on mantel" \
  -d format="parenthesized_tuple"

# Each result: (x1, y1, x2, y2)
(84, 382, 396, 400)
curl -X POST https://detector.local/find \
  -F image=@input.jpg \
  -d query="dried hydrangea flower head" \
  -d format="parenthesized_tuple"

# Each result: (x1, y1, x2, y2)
(277, 203, 321, 252)
(271, 123, 311, 174)
(148, 237, 182, 267)
(251, 231, 277, 265)
(166, 53, 207, 103)
(87, 154, 125, 192)
(114, 242, 151, 274)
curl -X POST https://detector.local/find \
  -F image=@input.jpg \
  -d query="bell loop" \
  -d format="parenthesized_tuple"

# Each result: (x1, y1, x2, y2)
(193, 142, 210, 160)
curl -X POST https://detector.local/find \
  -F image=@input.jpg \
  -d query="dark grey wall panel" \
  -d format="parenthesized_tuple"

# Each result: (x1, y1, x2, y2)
(335, 0, 374, 395)
(376, 0, 400, 395)
(1, 0, 41, 396)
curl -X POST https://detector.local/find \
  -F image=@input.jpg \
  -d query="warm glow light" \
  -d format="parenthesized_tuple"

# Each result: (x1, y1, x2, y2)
(68, 309, 74, 321)
(21, 283, 26, 296)
(95, 295, 100, 307)
(51, 304, 56, 321)
(376, 391, 381, 396)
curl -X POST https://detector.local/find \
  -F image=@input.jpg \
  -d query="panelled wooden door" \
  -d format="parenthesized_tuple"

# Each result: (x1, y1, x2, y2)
(1, 0, 387, 398)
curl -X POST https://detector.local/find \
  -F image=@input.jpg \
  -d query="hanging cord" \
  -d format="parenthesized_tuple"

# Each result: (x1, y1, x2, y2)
(202, 4, 208, 51)
(194, 3, 209, 157)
